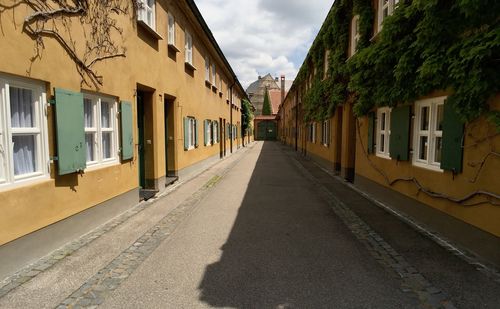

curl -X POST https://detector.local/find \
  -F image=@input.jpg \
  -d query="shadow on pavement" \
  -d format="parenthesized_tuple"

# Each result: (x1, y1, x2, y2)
(198, 141, 417, 308)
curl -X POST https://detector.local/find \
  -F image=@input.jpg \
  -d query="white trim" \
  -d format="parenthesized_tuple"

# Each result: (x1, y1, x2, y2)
(83, 93, 119, 169)
(377, 0, 399, 32)
(185, 31, 193, 65)
(167, 12, 176, 46)
(350, 15, 360, 56)
(376, 107, 391, 159)
(187, 117, 196, 150)
(212, 63, 216, 86)
(0, 75, 49, 190)
(205, 56, 210, 83)
(137, 0, 156, 30)
(412, 96, 446, 172)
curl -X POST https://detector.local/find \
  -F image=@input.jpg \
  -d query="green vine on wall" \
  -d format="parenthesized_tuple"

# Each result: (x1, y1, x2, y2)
(298, 0, 373, 122)
(298, 0, 499, 128)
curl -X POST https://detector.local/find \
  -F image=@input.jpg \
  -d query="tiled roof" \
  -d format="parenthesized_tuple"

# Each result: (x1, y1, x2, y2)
(268, 89, 284, 115)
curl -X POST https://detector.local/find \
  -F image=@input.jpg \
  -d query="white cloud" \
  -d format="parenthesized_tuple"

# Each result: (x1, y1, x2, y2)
(194, 0, 332, 88)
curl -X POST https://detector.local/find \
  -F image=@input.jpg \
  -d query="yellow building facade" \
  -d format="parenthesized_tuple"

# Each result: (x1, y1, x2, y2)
(0, 0, 246, 246)
(279, 0, 499, 264)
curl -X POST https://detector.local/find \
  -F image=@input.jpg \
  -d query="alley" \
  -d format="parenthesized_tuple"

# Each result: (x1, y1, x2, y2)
(0, 142, 499, 309)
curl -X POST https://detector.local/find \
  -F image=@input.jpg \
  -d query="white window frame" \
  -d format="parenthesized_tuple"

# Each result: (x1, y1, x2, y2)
(378, 0, 399, 32)
(412, 96, 445, 172)
(212, 63, 216, 86)
(138, 0, 156, 30)
(205, 56, 210, 82)
(0, 76, 49, 189)
(167, 12, 176, 46)
(212, 121, 219, 144)
(185, 31, 193, 65)
(309, 123, 316, 143)
(206, 120, 212, 146)
(350, 15, 360, 56)
(83, 93, 119, 169)
(187, 117, 196, 150)
(321, 119, 330, 147)
(376, 107, 391, 158)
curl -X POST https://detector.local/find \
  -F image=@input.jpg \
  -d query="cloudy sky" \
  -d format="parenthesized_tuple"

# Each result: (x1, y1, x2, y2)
(194, 0, 333, 89)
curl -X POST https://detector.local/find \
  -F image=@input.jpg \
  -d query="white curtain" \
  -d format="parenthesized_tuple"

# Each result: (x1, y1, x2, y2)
(13, 136, 36, 175)
(10, 87, 33, 128)
(101, 102, 111, 128)
(10, 87, 36, 175)
(102, 133, 111, 159)
(84, 99, 93, 127)
(85, 133, 94, 162)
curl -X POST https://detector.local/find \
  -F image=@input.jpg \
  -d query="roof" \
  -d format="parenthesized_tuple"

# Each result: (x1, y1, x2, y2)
(185, 0, 247, 98)
(268, 89, 285, 115)
(255, 115, 277, 120)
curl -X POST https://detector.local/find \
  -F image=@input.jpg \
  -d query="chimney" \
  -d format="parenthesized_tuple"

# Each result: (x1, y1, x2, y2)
(258, 75, 262, 80)
(281, 75, 286, 104)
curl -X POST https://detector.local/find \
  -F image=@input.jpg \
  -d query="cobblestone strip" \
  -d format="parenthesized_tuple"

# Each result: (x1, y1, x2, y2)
(54, 146, 252, 309)
(0, 144, 254, 300)
(309, 159, 500, 284)
(289, 155, 456, 309)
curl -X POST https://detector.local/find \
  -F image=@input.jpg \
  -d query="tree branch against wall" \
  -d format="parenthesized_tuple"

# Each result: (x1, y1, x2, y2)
(0, 0, 137, 88)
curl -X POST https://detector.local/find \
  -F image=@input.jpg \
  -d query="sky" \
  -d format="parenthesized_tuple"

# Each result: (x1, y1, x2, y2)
(194, 0, 333, 89)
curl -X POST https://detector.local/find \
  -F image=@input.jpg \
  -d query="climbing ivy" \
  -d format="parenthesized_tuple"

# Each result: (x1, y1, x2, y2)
(298, 0, 373, 121)
(298, 0, 499, 127)
(241, 98, 254, 134)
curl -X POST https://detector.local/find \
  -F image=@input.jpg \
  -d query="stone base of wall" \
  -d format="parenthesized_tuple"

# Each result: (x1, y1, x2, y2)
(0, 188, 139, 279)
(354, 174, 500, 268)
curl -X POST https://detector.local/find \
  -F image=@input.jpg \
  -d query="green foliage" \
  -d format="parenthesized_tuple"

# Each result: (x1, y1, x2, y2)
(348, 0, 500, 123)
(298, 0, 499, 127)
(241, 98, 254, 134)
(262, 90, 272, 115)
(298, 0, 372, 121)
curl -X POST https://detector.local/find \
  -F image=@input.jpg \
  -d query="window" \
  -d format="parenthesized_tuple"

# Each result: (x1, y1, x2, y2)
(187, 117, 196, 150)
(376, 107, 391, 158)
(308, 123, 316, 143)
(323, 50, 330, 79)
(205, 56, 210, 82)
(378, 0, 399, 31)
(0, 76, 48, 187)
(205, 119, 212, 146)
(413, 97, 445, 171)
(350, 15, 360, 56)
(167, 13, 175, 46)
(185, 32, 193, 65)
(212, 63, 216, 86)
(138, 0, 156, 30)
(83, 94, 118, 167)
(321, 120, 330, 146)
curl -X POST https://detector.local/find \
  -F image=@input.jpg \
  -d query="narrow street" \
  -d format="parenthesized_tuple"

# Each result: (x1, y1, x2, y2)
(0, 142, 499, 308)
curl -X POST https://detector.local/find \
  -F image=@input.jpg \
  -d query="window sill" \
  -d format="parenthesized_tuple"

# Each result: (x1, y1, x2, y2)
(85, 160, 119, 172)
(412, 161, 444, 173)
(219, 91, 223, 97)
(375, 153, 391, 160)
(0, 174, 50, 193)
(137, 20, 163, 40)
(185, 62, 196, 71)
(168, 43, 180, 53)
(211, 85, 218, 92)
(205, 80, 212, 88)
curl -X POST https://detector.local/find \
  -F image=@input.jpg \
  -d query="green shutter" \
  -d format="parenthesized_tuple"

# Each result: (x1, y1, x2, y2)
(184, 117, 189, 150)
(389, 105, 411, 161)
(441, 102, 464, 173)
(194, 119, 199, 147)
(54, 88, 86, 175)
(367, 112, 375, 154)
(120, 101, 134, 160)
(204, 120, 209, 146)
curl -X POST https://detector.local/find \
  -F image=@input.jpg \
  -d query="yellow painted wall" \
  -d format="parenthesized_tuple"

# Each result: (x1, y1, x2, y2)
(0, 0, 244, 245)
(355, 94, 500, 237)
